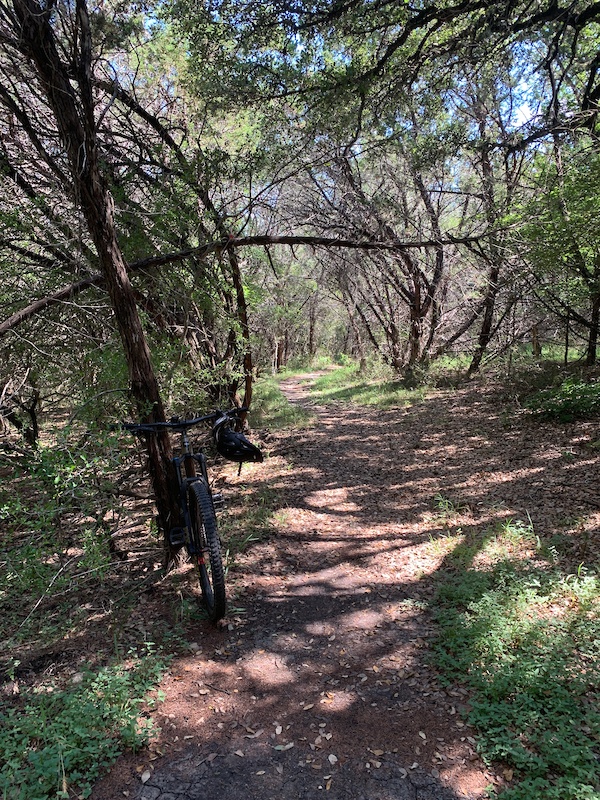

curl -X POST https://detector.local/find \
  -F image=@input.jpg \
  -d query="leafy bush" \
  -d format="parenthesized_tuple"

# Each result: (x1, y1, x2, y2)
(525, 378, 600, 421)
(0, 652, 167, 800)
(0, 435, 124, 644)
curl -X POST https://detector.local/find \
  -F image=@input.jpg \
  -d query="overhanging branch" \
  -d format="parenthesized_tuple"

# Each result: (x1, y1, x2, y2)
(0, 232, 483, 338)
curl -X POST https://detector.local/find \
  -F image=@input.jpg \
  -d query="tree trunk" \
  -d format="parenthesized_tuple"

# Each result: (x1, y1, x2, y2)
(408, 281, 423, 367)
(468, 262, 501, 376)
(224, 246, 254, 408)
(467, 105, 502, 377)
(12, 0, 181, 563)
(308, 297, 318, 359)
(344, 300, 367, 373)
(587, 291, 600, 365)
(532, 324, 542, 360)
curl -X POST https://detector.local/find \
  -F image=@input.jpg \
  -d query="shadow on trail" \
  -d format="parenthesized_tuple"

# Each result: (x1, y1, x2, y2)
(263, 387, 599, 535)
(90, 381, 599, 800)
(119, 579, 480, 800)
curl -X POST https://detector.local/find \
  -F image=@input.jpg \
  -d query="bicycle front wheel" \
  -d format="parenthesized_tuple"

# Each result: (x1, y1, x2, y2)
(187, 480, 226, 622)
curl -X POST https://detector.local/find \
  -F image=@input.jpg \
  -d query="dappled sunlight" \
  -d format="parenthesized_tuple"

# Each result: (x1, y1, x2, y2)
(303, 487, 362, 513)
(232, 389, 600, 552)
(80, 382, 600, 800)
(242, 651, 297, 688)
(121, 566, 492, 800)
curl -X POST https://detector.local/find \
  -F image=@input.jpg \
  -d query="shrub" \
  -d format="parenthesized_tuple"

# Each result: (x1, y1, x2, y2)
(525, 378, 600, 421)
(0, 653, 166, 800)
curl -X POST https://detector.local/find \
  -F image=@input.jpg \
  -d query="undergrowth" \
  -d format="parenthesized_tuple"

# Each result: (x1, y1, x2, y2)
(525, 377, 600, 421)
(310, 362, 425, 407)
(0, 647, 168, 800)
(0, 431, 169, 798)
(430, 520, 600, 800)
(252, 374, 313, 428)
(220, 485, 281, 571)
(0, 433, 125, 646)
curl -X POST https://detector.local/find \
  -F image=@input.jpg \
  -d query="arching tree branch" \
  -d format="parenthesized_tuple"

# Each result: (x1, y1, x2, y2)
(0, 232, 483, 338)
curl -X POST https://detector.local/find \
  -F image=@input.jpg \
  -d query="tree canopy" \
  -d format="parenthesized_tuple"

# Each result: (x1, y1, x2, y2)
(2, 0, 600, 428)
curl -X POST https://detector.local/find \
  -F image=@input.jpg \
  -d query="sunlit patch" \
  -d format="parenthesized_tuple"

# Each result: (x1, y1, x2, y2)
(319, 690, 356, 712)
(304, 487, 361, 512)
(341, 609, 387, 630)
(439, 762, 491, 797)
(242, 651, 295, 687)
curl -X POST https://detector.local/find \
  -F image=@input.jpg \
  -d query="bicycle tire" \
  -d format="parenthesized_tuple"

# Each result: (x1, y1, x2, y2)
(187, 480, 227, 622)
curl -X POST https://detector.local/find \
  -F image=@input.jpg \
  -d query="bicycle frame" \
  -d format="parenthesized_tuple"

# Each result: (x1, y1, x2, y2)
(171, 428, 210, 545)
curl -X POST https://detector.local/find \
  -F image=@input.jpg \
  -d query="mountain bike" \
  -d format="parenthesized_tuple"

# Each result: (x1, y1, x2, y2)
(119, 408, 263, 623)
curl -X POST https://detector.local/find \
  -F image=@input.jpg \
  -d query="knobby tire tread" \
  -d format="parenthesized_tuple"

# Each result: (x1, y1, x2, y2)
(187, 480, 226, 622)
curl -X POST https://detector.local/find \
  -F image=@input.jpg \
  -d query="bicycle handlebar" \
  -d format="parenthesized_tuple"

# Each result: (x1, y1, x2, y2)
(118, 407, 249, 435)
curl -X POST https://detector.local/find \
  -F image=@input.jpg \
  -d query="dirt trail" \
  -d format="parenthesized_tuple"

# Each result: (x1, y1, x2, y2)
(90, 375, 600, 800)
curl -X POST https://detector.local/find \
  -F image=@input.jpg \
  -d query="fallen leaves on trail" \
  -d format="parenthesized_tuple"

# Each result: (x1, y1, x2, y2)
(91, 382, 568, 800)
(244, 729, 264, 739)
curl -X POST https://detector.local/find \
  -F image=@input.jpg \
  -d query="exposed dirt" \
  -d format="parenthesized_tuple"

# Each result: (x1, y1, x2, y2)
(83, 374, 600, 800)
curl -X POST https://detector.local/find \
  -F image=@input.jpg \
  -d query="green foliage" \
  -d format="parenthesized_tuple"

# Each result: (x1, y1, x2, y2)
(525, 378, 600, 421)
(521, 149, 600, 272)
(432, 493, 468, 517)
(0, 651, 167, 800)
(220, 485, 280, 571)
(431, 528, 600, 800)
(516, 148, 600, 353)
(0, 432, 125, 644)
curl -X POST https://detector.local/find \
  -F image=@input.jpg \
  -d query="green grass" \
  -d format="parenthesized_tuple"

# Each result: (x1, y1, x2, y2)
(430, 521, 600, 800)
(220, 485, 281, 570)
(310, 362, 425, 408)
(0, 648, 168, 800)
(251, 375, 314, 428)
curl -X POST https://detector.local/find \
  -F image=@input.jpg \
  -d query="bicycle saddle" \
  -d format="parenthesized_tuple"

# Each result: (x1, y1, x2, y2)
(213, 416, 264, 463)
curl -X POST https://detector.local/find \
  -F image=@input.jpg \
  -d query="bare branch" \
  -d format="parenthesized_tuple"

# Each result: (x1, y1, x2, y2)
(0, 232, 484, 337)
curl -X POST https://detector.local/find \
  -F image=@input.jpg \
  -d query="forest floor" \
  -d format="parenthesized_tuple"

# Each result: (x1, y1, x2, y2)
(83, 372, 600, 800)
(0, 375, 600, 800)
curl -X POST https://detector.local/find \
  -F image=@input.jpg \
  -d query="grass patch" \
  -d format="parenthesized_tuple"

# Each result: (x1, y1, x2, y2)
(251, 375, 313, 428)
(310, 362, 425, 408)
(430, 521, 600, 799)
(0, 648, 168, 800)
(525, 377, 600, 421)
(220, 485, 280, 568)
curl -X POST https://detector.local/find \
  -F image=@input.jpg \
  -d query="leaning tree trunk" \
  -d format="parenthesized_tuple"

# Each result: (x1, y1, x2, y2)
(468, 130, 502, 377)
(12, 0, 182, 564)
